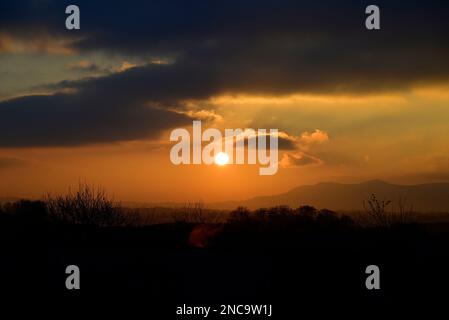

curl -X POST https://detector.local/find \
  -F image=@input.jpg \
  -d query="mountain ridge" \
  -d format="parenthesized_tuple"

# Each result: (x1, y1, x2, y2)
(210, 180, 449, 211)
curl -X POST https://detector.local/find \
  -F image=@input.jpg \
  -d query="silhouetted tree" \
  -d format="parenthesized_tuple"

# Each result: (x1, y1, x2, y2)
(228, 206, 251, 223)
(363, 194, 391, 227)
(0, 200, 48, 225)
(171, 201, 219, 223)
(45, 183, 129, 226)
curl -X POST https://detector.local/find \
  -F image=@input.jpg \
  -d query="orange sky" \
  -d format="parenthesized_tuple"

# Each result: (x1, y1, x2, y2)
(1, 1, 449, 203)
(1, 87, 449, 203)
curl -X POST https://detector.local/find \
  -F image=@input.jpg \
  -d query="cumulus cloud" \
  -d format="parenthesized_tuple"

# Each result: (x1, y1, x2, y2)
(116, 61, 138, 73)
(257, 130, 329, 151)
(225, 129, 328, 170)
(230, 130, 297, 151)
(280, 152, 323, 167)
(300, 130, 330, 145)
(278, 130, 329, 167)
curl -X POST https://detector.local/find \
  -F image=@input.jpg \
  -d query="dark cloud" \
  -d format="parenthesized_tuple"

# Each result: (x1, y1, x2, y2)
(240, 135, 297, 150)
(277, 136, 297, 151)
(1, 0, 449, 146)
(2, 0, 449, 94)
(0, 70, 191, 146)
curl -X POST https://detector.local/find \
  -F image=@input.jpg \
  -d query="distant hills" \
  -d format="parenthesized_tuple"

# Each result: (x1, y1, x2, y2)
(210, 180, 449, 212)
(3, 180, 449, 213)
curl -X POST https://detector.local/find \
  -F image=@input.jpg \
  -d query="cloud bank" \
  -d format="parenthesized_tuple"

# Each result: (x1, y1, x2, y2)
(1, 0, 448, 147)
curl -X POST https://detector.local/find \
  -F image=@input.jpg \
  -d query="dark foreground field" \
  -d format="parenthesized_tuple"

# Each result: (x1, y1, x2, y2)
(1, 196, 448, 317)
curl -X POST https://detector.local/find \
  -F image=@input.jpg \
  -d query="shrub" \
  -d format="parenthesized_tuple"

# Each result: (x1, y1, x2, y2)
(45, 183, 129, 227)
(171, 201, 219, 223)
(228, 206, 251, 223)
(363, 194, 391, 227)
(362, 194, 416, 227)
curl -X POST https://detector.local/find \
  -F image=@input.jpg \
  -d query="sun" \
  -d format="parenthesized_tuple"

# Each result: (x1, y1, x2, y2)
(214, 152, 229, 166)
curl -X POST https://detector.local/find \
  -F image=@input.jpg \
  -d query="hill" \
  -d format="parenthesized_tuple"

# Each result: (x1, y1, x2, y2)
(211, 180, 449, 211)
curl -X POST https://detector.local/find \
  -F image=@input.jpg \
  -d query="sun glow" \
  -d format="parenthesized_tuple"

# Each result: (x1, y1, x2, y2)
(214, 152, 229, 166)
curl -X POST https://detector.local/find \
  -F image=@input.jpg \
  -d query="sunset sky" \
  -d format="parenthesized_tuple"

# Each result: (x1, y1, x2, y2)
(1, 0, 449, 203)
